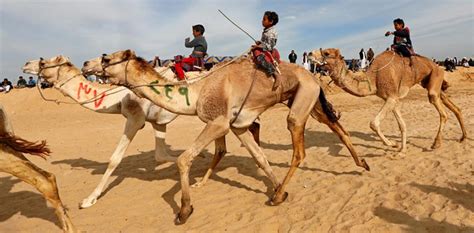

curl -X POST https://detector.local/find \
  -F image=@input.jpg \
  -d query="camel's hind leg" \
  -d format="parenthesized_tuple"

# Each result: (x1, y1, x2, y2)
(370, 98, 398, 148)
(192, 121, 261, 188)
(440, 92, 468, 142)
(175, 117, 230, 225)
(392, 100, 407, 154)
(311, 102, 369, 170)
(0, 151, 75, 233)
(428, 92, 447, 149)
(232, 127, 280, 187)
(191, 136, 227, 188)
(80, 117, 144, 208)
(271, 82, 318, 205)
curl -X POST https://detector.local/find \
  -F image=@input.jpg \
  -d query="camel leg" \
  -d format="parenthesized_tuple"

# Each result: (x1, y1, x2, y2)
(80, 117, 144, 208)
(328, 121, 370, 170)
(392, 101, 407, 155)
(0, 152, 76, 233)
(310, 102, 369, 170)
(271, 85, 317, 205)
(428, 92, 447, 149)
(440, 92, 468, 142)
(175, 117, 230, 225)
(248, 121, 261, 146)
(232, 127, 280, 187)
(151, 123, 176, 162)
(191, 136, 227, 188)
(370, 98, 397, 147)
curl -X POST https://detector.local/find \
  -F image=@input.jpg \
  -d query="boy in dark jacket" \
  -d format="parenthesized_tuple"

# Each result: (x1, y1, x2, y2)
(385, 18, 414, 65)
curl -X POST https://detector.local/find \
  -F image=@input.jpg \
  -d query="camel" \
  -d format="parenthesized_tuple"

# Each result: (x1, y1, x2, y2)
(22, 56, 179, 209)
(22, 55, 261, 208)
(0, 104, 76, 233)
(309, 48, 467, 155)
(82, 49, 369, 224)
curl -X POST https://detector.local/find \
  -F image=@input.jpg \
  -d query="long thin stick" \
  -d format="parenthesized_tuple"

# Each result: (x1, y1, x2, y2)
(218, 9, 257, 43)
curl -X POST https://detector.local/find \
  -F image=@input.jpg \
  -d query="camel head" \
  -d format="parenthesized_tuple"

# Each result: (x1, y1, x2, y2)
(82, 56, 103, 76)
(308, 48, 345, 74)
(83, 49, 137, 85)
(23, 55, 72, 84)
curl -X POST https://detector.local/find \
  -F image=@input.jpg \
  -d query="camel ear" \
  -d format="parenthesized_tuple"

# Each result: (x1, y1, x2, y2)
(124, 49, 135, 59)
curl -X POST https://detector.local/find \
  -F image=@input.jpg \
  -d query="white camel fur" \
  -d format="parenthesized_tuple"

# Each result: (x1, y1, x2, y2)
(22, 56, 178, 208)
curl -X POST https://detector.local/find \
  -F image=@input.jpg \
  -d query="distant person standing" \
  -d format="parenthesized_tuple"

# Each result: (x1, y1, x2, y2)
(288, 50, 297, 63)
(367, 47, 375, 64)
(359, 48, 367, 69)
(302, 52, 309, 70)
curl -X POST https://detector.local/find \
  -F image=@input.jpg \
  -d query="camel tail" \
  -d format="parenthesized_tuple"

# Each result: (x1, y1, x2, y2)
(0, 134, 50, 159)
(441, 80, 449, 91)
(318, 87, 340, 123)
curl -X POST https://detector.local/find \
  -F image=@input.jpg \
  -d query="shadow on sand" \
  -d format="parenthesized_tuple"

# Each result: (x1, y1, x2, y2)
(374, 206, 474, 232)
(0, 176, 61, 228)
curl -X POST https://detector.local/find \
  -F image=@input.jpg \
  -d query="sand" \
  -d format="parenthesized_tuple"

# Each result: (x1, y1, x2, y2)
(0, 67, 473, 233)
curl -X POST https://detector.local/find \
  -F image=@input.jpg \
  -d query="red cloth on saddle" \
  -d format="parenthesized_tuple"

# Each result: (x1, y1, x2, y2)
(252, 48, 281, 64)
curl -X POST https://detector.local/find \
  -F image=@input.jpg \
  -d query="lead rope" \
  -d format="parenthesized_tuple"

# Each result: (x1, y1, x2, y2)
(230, 68, 258, 126)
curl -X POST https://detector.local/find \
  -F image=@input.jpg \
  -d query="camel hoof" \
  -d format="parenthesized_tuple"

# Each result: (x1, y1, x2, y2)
(270, 192, 288, 206)
(361, 159, 370, 171)
(191, 181, 205, 188)
(174, 206, 194, 225)
(459, 136, 467, 143)
(79, 198, 97, 209)
(431, 142, 441, 149)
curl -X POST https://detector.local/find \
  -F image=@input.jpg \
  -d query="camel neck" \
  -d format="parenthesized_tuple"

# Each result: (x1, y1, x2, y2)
(332, 63, 377, 97)
(122, 62, 204, 115)
(54, 68, 129, 112)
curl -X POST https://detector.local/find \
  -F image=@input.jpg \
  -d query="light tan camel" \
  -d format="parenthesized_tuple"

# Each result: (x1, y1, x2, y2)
(0, 105, 76, 233)
(309, 48, 467, 155)
(82, 49, 369, 224)
(22, 56, 178, 209)
(23, 55, 261, 208)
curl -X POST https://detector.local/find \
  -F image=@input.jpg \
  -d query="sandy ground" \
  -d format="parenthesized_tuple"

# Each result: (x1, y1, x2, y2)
(0, 67, 473, 233)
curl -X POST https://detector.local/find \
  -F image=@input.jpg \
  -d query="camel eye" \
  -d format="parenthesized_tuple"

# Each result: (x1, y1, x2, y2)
(324, 52, 330, 56)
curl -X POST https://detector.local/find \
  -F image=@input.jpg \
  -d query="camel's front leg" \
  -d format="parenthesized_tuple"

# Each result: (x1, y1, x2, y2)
(192, 136, 226, 188)
(370, 98, 397, 147)
(80, 118, 144, 208)
(151, 123, 176, 162)
(0, 152, 76, 233)
(393, 101, 407, 155)
(175, 117, 230, 225)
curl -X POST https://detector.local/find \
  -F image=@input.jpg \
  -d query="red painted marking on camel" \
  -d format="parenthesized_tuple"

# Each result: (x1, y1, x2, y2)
(77, 82, 107, 108)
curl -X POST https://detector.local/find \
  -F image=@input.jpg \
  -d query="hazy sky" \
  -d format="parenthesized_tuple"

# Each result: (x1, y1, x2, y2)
(1, 0, 473, 81)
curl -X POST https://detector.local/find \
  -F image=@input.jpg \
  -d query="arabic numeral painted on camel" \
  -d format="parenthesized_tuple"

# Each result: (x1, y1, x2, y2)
(149, 80, 160, 95)
(178, 87, 190, 106)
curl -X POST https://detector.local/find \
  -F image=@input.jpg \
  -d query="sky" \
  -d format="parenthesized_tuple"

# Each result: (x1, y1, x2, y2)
(1, 0, 473, 82)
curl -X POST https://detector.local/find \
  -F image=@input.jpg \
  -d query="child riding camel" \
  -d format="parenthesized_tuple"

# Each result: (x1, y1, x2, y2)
(175, 24, 208, 80)
(252, 11, 281, 90)
(385, 18, 415, 65)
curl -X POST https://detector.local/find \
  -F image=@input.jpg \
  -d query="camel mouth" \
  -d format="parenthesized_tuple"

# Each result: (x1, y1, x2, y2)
(22, 68, 38, 75)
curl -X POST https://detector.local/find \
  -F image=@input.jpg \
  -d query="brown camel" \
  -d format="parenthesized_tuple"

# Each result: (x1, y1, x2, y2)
(81, 49, 369, 224)
(0, 105, 76, 233)
(310, 48, 467, 155)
